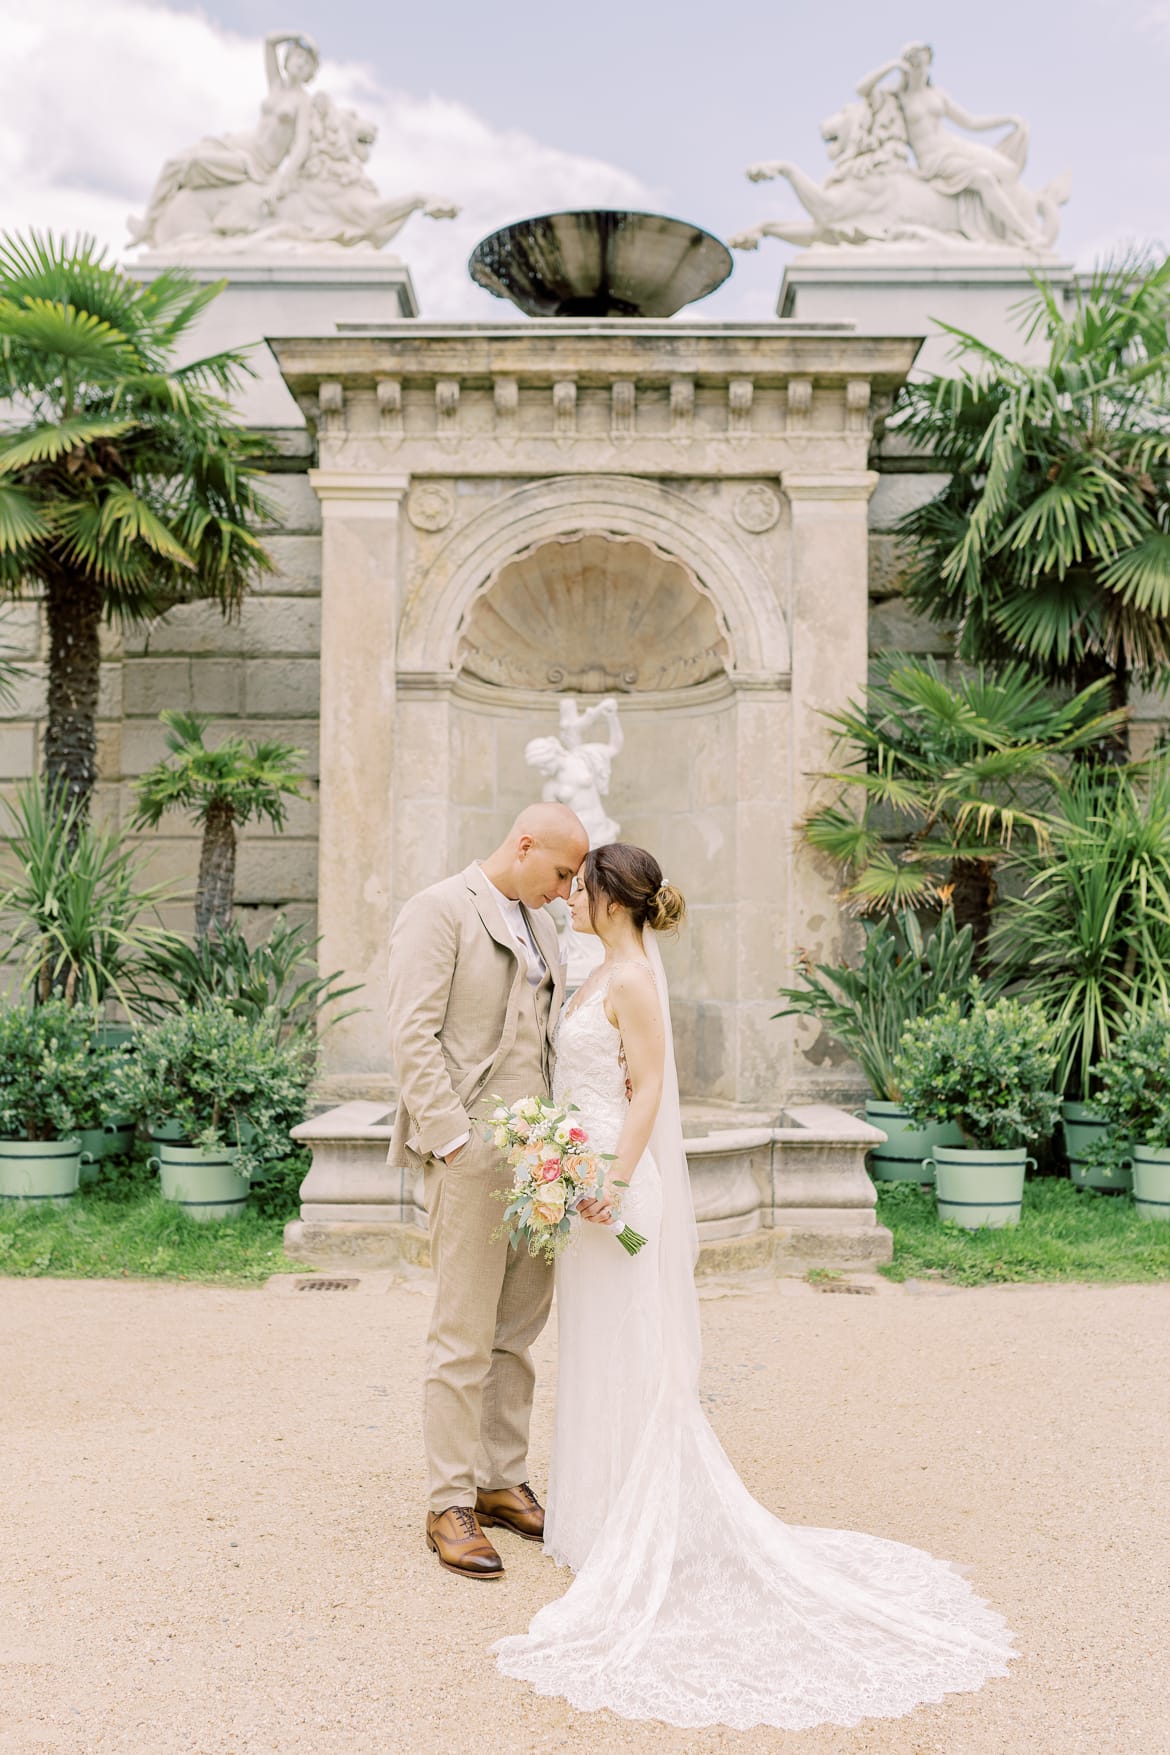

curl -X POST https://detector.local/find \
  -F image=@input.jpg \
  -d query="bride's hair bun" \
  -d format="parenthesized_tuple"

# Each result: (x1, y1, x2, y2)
(583, 843, 687, 936)
(648, 880, 686, 935)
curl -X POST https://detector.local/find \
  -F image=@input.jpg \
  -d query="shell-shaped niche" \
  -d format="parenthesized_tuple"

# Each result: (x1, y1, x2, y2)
(457, 534, 730, 693)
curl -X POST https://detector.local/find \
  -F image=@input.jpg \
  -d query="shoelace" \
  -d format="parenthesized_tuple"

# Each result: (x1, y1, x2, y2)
(516, 1482, 540, 1509)
(452, 1506, 481, 1540)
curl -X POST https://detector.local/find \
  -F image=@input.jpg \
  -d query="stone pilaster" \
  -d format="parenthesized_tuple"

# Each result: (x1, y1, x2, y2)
(309, 469, 409, 1096)
(782, 470, 878, 1096)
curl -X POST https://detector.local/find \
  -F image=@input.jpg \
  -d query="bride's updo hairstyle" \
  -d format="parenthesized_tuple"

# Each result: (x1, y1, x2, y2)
(583, 843, 687, 935)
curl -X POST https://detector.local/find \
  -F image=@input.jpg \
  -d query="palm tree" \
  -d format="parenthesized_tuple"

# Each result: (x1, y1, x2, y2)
(130, 710, 307, 940)
(895, 253, 1170, 742)
(0, 230, 274, 820)
(992, 759, 1170, 1101)
(803, 657, 1127, 953)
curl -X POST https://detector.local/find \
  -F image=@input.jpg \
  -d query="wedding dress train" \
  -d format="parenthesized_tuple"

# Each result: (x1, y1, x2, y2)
(493, 940, 1016, 1731)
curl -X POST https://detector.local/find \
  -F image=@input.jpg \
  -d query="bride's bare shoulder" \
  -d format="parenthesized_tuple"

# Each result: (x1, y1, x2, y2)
(605, 960, 659, 1025)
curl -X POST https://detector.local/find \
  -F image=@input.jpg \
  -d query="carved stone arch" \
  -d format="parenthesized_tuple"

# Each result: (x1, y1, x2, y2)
(396, 475, 790, 679)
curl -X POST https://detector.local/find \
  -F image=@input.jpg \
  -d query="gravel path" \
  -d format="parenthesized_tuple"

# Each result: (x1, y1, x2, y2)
(2, 1272, 1167, 1755)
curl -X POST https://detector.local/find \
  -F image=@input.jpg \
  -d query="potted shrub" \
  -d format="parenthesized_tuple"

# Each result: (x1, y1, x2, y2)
(775, 911, 977, 1181)
(73, 1035, 137, 1182)
(895, 988, 1061, 1228)
(115, 998, 315, 1222)
(0, 1000, 94, 1205)
(1092, 1014, 1170, 1222)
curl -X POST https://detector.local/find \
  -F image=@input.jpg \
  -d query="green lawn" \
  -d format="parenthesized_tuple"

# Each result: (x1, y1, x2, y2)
(0, 1150, 309, 1287)
(3, 1157, 1168, 1291)
(876, 1176, 1170, 1286)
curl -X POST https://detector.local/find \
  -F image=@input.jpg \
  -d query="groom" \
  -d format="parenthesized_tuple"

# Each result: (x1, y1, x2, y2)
(386, 803, 589, 1580)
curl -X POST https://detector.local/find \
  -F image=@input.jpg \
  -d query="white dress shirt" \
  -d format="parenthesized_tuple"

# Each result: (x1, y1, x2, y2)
(435, 871, 549, 1160)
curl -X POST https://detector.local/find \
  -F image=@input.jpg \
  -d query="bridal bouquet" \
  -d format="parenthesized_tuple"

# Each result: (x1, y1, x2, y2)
(483, 1095, 647, 1262)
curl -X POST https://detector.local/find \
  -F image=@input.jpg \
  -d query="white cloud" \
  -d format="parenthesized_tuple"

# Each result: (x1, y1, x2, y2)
(0, 0, 654, 315)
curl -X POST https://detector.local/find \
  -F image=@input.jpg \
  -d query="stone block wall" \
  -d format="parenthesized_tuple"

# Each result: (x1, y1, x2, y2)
(4, 433, 1168, 1007)
(0, 435, 322, 977)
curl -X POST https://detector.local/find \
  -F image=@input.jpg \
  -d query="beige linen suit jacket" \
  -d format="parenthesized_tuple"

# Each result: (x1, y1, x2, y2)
(386, 862, 566, 1171)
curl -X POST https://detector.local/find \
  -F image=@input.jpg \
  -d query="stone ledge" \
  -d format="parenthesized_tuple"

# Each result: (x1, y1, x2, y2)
(280, 1219, 893, 1277)
(285, 1101, 893, 1275)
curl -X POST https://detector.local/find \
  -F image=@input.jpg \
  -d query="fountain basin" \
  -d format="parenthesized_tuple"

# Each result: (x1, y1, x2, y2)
(469, 210, 733, 318)
(284, 1101, 891, 1274)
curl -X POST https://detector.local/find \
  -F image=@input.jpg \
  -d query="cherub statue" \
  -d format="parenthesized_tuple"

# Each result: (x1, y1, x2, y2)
(525, 697, 623, 850)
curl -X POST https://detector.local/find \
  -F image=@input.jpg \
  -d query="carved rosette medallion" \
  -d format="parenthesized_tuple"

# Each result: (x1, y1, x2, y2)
(733, 486, 781, 534)
(407, 484, 455, 532)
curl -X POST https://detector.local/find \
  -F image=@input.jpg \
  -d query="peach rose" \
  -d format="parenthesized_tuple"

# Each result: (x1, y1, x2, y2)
(532, 1194, 565, 1227)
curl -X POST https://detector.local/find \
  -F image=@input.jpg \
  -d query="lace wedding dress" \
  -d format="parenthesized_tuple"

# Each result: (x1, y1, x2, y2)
(493, 940, 1016, 1732)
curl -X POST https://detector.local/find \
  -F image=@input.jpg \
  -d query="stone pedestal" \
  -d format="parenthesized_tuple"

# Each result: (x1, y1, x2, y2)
(778, 248, 1075, 374)
(128, 252, 418, 425)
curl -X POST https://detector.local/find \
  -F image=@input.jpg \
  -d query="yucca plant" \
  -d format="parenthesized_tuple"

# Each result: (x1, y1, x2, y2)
(130, 710, 306, 939)
(895, 252, 1170, 738)
(0, 230, 274, 820)
(0, 779, 181, 1011)
(774, 908, 983, 1101)
(137, 913, 363, 1043)
(803, 657, 1126, 950)
(993, 759, 1170, 1100)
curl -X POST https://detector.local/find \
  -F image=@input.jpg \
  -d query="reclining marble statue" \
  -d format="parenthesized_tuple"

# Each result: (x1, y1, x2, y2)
(731, 41, 1070, 255)
(128, 29, 458, 255)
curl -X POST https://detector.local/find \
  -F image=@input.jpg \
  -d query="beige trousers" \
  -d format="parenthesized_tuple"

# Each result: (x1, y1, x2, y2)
(423, 1132, 554, 1514)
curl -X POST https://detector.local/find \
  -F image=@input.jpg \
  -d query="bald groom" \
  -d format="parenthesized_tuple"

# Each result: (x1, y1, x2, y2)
(386, 804, 589, 1580)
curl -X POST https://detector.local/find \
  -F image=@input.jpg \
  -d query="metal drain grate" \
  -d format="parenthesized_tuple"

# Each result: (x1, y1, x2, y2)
(296, 1277, 359, 1292)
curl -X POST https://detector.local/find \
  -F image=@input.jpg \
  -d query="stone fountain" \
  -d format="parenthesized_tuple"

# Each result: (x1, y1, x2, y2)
(272, 184, 920, 1274)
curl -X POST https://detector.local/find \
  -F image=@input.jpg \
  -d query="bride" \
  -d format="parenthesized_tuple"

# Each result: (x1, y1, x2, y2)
(493, 841, 1016, 1731)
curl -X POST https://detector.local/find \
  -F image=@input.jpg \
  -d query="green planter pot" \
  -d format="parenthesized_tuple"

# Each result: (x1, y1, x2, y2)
(864, 1101, 965, 1184)
(926, 1144, 1035, 1230)
(1062, 1102, 1131, 1193)
(77, 1127, 109, 1184)
(103, 1115, 137, 1157)
(148, 1117, 192, 1144)
(92, 1024, 135, 1053)
(0, 1137, 83, 1207)
(149, 1141, 249, 1222)
(1129, 1146, 1170, 1223)
(75, 1115, 138, 1183)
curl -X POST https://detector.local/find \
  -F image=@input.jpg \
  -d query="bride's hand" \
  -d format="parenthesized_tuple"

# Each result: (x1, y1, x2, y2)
(577, 1177, 620, 1225)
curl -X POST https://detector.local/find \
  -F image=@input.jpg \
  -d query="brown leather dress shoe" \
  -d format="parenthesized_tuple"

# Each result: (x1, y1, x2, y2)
(475, 1482, 545, 1543)
(425, 1506, 504, 1579)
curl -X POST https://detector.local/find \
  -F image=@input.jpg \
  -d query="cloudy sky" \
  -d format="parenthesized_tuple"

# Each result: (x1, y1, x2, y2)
(2, 0, 1168, 317)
